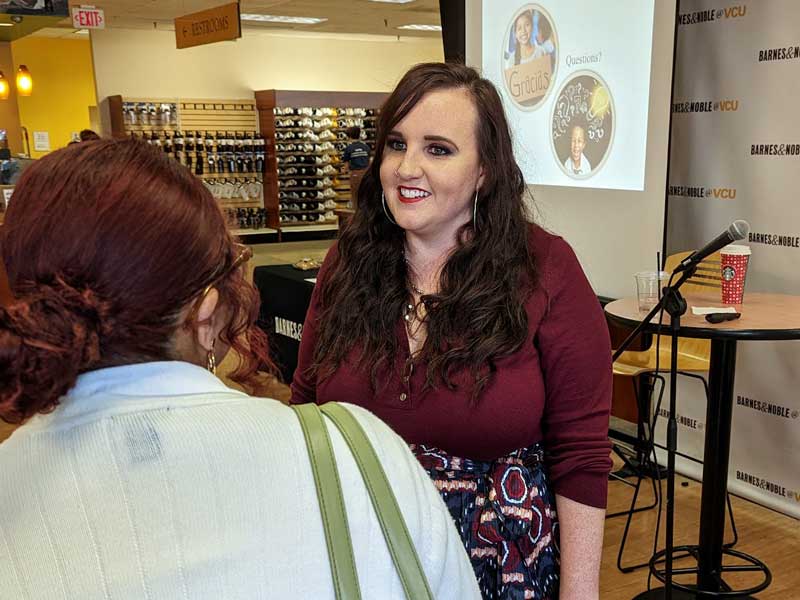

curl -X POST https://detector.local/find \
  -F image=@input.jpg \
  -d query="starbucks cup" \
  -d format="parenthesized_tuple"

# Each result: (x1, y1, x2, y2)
(720, 244, 751, 304)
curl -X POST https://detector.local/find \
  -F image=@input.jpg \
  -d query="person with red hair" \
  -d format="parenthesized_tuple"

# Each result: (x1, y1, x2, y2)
(0, 139, 480, 599)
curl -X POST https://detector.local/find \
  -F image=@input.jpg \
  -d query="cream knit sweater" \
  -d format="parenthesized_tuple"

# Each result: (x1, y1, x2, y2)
(0, 361, 480, 599)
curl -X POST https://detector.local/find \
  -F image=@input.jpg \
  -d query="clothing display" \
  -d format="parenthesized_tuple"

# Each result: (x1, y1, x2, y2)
(108, 97, 265, 221)
(135, 130, 265, 204)
(0, 361, 480, 599)
(291, 224, 613, 510)
(271, 106, 377, 226)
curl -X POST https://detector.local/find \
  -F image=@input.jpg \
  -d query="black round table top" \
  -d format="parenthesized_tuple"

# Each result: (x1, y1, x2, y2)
(605, 291, 800, 341)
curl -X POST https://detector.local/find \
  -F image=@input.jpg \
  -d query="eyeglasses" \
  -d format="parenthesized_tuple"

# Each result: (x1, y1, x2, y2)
(186, 243, 252, 323)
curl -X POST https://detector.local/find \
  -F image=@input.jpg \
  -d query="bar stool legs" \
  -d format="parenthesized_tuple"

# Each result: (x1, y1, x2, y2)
(614, 371, 740, 574)
(608, 374, 663, 522)
(614, 374, 665, 573)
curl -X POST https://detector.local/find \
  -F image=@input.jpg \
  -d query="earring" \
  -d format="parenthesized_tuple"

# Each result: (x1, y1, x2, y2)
(206, 338, 217, 374)
(382, 191, 398, 225)
(472, 189, 479, 229)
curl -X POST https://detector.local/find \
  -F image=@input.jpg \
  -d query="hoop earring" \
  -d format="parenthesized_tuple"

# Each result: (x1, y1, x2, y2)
(206, 339, 217, 374)
(382, 191, 398, 225)
(472, 190, 479, 229)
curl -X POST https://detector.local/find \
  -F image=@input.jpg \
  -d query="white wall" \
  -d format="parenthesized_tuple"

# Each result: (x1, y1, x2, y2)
(466, 0, 676, 299)
(91, 27, 444, 101)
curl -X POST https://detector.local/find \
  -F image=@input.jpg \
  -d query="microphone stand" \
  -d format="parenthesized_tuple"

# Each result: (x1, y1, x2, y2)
(614, 265, 698, 600)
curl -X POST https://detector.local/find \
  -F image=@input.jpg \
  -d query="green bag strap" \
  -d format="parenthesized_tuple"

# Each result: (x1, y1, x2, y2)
(320, 403, 434, 600)
(291, 403, 361, 600)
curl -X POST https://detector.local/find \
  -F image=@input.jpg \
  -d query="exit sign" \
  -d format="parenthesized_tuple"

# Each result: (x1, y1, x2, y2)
(72, 6, 105, 29)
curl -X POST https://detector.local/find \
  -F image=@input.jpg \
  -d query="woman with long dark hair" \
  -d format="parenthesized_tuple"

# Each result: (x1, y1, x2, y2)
(292, 62, 613, 600)
(0, 139, 480, 599)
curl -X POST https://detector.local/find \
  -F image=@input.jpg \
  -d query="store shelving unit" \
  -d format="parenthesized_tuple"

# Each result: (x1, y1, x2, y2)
(254, 89, 385, 239)
(101, 95, 276, 236)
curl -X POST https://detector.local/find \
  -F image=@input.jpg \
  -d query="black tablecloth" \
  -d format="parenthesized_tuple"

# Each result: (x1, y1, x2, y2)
(253, 264, 318, 384)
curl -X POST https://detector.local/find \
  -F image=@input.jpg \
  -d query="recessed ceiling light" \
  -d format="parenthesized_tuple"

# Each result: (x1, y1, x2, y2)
(240, 14, 327, 25)
(369, 0, 416, 4)
(0, 23, 14, 27)
(397, 24, 442, 31)
(74, 29, 89, 35)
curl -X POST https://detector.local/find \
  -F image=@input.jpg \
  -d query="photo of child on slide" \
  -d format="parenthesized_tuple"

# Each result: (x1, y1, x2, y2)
(551, 71, 615, 179)
(502, 4, 557, 111)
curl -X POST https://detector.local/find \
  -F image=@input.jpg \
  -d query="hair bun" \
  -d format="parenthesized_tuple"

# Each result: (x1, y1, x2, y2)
(0, 277, 113, 423)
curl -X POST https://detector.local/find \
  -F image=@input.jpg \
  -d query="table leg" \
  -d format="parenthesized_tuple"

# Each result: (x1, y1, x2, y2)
(697, 338, 737, 592)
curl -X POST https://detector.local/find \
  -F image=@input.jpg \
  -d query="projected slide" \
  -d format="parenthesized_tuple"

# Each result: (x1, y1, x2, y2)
(482, 1, 655, 191)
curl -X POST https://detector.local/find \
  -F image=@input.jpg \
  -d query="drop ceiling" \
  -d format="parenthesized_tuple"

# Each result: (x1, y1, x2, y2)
(27, 0, 442, 38)
(0, 13, 64, 41)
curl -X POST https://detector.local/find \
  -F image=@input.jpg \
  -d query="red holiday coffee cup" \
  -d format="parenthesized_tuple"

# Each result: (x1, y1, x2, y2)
(720, 244, 751, 304)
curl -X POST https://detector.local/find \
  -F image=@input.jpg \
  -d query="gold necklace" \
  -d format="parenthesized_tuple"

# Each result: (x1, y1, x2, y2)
(403, 254, 431, 339)
(404, 256, 428, 297)
(407, 280, 425, 296)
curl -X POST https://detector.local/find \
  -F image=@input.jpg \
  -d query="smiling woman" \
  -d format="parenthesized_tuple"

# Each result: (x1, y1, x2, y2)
(291, 62, 613, 600)
(380, 87, 484, 248)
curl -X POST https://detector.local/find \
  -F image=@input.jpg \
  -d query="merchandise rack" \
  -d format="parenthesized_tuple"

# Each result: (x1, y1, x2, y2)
(101, 95, 276, 236)
(255, 89, 386, 239)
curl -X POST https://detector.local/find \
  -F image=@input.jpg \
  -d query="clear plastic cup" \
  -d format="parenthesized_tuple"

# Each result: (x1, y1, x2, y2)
(635, 271, 669, 312)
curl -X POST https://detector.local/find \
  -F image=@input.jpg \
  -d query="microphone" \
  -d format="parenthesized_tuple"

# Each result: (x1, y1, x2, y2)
(674, 220, 750, 273)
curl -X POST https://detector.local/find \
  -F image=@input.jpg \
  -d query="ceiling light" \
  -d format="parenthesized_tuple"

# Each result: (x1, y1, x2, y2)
(74, 29, 90, 35)
(397, 24, 442, 31)
(16, 65, 32, 97)
(0, 23, 14, 27)
(240, 14, 327, 25)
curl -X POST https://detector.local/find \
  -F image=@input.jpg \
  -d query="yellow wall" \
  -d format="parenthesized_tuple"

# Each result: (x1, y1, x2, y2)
(0, 42, 23, 155)
(91, 28, 443, 101)
(11, 37, 97, 158)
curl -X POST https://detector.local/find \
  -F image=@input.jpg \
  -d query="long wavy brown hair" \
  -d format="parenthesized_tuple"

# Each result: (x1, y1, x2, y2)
(311, 63, 537, 398)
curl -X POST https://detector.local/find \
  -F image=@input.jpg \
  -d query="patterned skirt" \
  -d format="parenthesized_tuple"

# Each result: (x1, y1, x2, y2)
(410, 443, 560, 600)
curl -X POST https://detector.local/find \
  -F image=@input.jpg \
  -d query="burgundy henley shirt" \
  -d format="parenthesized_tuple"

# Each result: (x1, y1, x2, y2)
(291, 225, 613, 508)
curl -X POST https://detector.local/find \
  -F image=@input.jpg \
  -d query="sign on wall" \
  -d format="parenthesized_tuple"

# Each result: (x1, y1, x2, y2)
(32, 131, 50, 152)
(71, 5, 105, 29)
(174, 2, 241, 50)
(665, 0, 800, 518)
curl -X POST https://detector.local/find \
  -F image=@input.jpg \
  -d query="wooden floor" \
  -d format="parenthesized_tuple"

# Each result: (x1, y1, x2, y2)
(601, 455, 800, 598)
